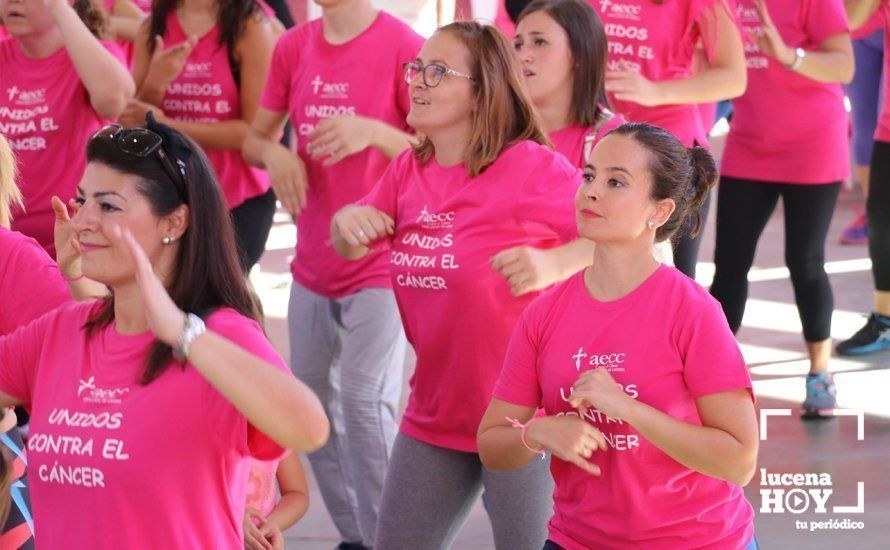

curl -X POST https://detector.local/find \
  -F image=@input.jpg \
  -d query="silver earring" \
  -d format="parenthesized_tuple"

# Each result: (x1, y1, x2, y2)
(647, 220, 655, 229)
(162, 236, 173, 245)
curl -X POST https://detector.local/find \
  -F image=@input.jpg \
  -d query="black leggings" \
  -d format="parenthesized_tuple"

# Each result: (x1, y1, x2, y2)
(710, 177, 840, 342)
(230, 188, 277, 272)
(869, 141, 890, 291)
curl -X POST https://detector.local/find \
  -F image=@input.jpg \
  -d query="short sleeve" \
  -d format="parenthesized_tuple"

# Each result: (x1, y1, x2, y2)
(680, 300, 754, 400)
(493, 308, 544, 408)
(359, 150, 409, 222)
(0, 240, 70, 335)
(260, 29, 299, 112)
(201, 310, 293, 461)
(803, 0, 850, 45)
(0, 312, 53, 405)
(517, 156, 581, 243)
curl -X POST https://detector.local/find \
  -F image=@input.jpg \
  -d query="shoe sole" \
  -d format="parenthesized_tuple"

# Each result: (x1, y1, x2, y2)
(836, 341, 890, 356)
(801, 407, 836, 420)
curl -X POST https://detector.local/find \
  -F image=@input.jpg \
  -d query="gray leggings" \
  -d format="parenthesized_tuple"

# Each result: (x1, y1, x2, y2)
(289, 283, 406, 546)
(376, 433, 554, 550)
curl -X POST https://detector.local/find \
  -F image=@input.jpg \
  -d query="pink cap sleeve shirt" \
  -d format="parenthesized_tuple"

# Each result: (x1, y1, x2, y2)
(721, 0, 850, 184)
(0, 303, 291, 548)
(260, 12, 424, 298)
(494, 266, 755, 550)
(1, 38, 128, 257)
(361, 141, 582, 452)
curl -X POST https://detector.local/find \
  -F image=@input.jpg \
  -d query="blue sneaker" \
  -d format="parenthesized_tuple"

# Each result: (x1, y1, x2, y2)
(836, 313, 890, 356)
(802, 372, 836, 419)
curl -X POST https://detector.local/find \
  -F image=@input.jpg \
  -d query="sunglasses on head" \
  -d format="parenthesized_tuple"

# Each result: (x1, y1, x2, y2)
(90, 124, 189, 203)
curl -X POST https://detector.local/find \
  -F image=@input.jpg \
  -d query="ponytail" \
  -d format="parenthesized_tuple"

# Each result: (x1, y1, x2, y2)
(605, 122, 717, 242)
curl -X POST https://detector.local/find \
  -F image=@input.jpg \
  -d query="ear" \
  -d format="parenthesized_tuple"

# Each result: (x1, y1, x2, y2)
(160, 204, 190, 241)
(650, 198, 675, 228)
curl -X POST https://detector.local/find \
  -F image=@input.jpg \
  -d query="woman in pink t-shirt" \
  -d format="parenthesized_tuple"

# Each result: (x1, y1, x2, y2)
(592, 0, 746, 279)
(479, 122, 758, 550)
(242, 3, 423, 547)
(0, 0, 134, 257)
(0, 116, 329, 548)
(711, 0, 854, 417)
(331, 21, 593, 549)
(514, 0, 623, 168)
(119, 0, 279, 272)
(838, 1, 890, 356)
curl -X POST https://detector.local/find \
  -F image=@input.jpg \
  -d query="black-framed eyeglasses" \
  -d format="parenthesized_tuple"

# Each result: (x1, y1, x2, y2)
(90, 124, 189, 203)
(403, 61, 474, 88)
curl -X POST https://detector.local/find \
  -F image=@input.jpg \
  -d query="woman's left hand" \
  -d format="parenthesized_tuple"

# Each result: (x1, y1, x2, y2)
(119, 99, 166, 128)
(490, 246, 560, 296)
(570, 368, 636, 421)
(106, 223, 186, 346)
(754, 0, 796, 66)
(605, 60, 665, 107)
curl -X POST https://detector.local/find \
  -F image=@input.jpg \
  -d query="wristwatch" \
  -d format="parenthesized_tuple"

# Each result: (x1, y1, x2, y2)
(787, 47, 806, 71)
(173, 313, 206, 359)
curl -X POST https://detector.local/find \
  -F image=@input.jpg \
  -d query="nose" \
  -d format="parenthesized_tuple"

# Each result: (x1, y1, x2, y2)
(71, 201, 99, 234)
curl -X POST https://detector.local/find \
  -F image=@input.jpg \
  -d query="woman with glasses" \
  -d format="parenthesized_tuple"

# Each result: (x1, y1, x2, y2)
(242, 1, 422, 548)
(120, 0, 279, 272)
(0, 115, 329, 547)
(592, 0, 747, 279)
(331, 21, 583, 549)
(0, 0, 133, 257)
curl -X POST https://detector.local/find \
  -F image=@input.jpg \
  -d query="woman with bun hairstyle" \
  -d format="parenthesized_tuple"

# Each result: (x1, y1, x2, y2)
(331, 20, 595, 549)
(710, 0, 854, 417)
(479, 122, 759, 550)
(592, 0, 747, 278)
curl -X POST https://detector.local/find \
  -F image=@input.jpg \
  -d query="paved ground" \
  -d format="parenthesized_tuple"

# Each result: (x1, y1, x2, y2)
(248, 141, 888, 549)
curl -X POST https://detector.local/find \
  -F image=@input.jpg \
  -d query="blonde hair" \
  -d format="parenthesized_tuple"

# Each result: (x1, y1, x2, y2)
(0, 134, 23, 229)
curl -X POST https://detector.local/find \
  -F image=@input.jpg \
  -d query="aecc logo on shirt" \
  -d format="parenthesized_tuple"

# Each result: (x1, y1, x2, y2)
(6, 86, 46, 106)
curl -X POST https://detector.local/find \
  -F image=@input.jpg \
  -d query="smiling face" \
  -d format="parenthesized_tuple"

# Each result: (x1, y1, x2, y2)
(0, 0, 58, 37)
(405, 30, 476, 138)
(513, 9, 574, 109)
(71, 162, 184, 287)
(575, 133, 674, 244)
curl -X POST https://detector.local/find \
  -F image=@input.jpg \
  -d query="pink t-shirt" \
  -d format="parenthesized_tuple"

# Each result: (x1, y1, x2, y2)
(361, 141, 581, 451)
(494, 265, 755, 549)
(260, 13, 423, 298)
(0, 38, 127, 257)
(594, 0, 732, 147)
(877, 1, 890, 142)
(0, 302, 290, 548)
(721, 0, 850, 184)
(160, 12, 270, 209)
(0, 227, 70, 336)
(245, 456, 282, 517)
(548, 110, 626, 168)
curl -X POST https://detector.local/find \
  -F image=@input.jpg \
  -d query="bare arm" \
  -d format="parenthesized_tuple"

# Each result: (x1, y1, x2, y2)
(266, 453, 310, 532)
(845, 0, 882, 29)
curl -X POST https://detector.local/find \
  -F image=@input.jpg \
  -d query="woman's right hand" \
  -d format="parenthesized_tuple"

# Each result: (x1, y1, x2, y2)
(526, 415, 607, 475)
(52, 196, 82, 279)
(331, 205, 395, 247)
(144, 35, 199, 91)
(243, 508, 273, 550)
(263, 144, 309, 216)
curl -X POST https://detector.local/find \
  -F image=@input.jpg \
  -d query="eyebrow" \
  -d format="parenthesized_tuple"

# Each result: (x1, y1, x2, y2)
(416, 57, 450, 67)
(583, 165, 635, 179)
(76, 186, 127, 201)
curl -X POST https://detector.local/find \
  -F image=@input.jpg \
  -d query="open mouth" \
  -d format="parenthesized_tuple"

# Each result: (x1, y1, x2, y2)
(412, 97, 430, 106)
(522, 68, 535, 77)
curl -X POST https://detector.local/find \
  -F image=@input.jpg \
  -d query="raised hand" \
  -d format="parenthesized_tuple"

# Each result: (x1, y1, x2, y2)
(605, 60, 665, 107)
(490, 246, 559, 296)
(308, 115, 379, 166)
(331, 204, 395, 247)
(570, 368, 636, 422)
(525, 415, 607, 475)
(753, 0, 795, 66)
(52, 196, 82, 279)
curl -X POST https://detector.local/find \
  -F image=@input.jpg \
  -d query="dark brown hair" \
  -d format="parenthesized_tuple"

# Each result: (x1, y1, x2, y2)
(607, 122, 716, 242)
(413, 21, 549, 177)
(83, 126, 262, 385)
(517, 0, 610, 128)
(74, 0, 107, 39)
(148, 0, 263, 60)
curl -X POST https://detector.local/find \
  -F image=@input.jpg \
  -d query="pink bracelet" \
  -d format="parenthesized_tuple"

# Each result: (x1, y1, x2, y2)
(63, 273, 84, 282)
(506, 416, 546, 460)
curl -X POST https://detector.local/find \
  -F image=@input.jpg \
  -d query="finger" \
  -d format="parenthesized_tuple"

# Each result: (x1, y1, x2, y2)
(308, 118, 337, 140)
(570, 454, 601, 475)
(368, 212, 389, 236)
(381, 211, 396, 234)
(323, 146, 351, 166)
(336, 220, 362, 247)
(68, 198, 81, 215)
(52, 196, 71, 221)
(357, 218, 378, 243)
(311, 138, 342, 160)
(152, 35, 164, 58)
(489, 249, 520, 272)
(617, 59, 631, 71)
(308, 128, 338, 152)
